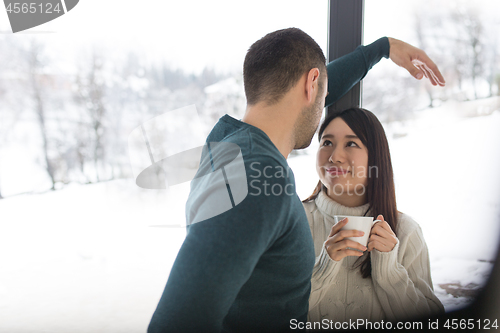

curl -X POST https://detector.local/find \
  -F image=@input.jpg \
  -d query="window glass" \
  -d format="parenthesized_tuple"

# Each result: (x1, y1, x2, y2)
(363, 0, 500, 311)
(0, 2, 329, 331)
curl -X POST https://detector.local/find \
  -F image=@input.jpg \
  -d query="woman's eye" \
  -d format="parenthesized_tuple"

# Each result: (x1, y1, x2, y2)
(346, 141, 359, 148)
(322, 140, 332, 146)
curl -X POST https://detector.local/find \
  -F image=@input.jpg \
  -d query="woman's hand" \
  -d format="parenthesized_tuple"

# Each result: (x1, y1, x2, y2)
(325, 218, 367, 262)
(367, 215, 398, 253)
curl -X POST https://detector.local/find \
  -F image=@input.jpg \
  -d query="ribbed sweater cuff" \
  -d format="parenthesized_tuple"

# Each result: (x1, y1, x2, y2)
(313, 241, 342, 283)
(359, 37, 390, 71)
(370, 239, 401, 283)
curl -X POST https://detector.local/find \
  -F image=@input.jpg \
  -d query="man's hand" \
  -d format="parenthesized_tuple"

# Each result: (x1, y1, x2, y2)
(388, 37, 446, 87)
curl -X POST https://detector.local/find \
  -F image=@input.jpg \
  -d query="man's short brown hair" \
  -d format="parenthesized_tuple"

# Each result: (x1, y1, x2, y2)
(243, 28, 326, 106)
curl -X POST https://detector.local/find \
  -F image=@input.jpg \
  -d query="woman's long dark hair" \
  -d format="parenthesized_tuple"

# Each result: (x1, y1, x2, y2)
(303, 107, 398, 279)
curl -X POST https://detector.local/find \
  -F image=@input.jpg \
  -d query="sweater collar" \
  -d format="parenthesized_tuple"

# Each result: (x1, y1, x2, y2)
(315, 190, 371, 218)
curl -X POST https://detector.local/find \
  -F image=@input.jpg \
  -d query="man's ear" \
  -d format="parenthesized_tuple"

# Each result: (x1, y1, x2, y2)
(305, 68, 320, 103)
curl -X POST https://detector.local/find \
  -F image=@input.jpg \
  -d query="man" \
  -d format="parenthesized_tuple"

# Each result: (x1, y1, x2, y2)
(148, 28, 444, 333)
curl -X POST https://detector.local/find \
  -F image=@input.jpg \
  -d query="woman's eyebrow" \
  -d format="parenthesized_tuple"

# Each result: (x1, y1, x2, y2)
(321, 134, 359, 139)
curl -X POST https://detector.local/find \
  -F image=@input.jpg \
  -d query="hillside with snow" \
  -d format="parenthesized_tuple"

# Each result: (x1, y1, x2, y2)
(1, 103, 499, 332)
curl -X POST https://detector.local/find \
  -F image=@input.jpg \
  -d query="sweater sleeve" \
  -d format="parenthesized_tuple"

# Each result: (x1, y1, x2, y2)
(325, 37, 390, 107)
(309, 241, 343, 310)
(147, 156, 287, 333)
(370, 226, 444, 321)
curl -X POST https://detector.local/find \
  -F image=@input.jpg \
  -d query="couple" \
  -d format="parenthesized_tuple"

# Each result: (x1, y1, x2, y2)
(148, 28, 445, 332)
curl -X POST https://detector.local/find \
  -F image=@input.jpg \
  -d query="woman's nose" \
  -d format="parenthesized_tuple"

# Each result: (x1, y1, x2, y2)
(329, 148, 345, 163)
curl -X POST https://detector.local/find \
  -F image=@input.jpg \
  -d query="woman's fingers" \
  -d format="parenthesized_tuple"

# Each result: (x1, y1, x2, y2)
(326, 218, 374, 260)
(368, 235, 388, 252)
(329, 217, 348, 237)
(340, 249, 364, 259)
(369, 234, 386, 245)
(368, 232, 397, 252)
(327, 246, 364, 261)
(334, 229, 365, 240)
(371, 224, 390, 238)
(372, 219, 396, 237)
(327, 238, 367, 252)
(326, 235, 367, 261)
(371, 224, 397, 243)
(367, 239, 383, 252)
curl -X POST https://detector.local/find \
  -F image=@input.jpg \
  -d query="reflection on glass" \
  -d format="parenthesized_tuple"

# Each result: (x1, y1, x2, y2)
(363, 0, 500, 312)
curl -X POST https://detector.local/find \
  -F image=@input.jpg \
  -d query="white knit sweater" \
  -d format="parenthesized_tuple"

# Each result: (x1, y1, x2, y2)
(303, 191, 444, 323)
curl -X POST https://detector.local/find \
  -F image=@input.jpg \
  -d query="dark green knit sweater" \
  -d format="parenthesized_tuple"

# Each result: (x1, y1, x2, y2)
(148, 37, 390, 333)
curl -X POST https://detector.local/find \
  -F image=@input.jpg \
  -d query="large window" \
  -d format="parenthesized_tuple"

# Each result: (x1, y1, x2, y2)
(0, 2, 330, 331)
(362, 0, 500, 312)
(2, 1, 499, 330)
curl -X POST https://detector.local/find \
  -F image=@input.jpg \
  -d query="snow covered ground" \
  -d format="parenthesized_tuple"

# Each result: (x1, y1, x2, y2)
(1, 103, 499, 332)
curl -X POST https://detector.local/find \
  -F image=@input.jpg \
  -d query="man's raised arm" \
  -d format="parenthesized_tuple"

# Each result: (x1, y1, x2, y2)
(325, 37, 445, 108)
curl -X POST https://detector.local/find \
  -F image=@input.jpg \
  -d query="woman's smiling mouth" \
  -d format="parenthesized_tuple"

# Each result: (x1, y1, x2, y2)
(326, 167, 349, 176)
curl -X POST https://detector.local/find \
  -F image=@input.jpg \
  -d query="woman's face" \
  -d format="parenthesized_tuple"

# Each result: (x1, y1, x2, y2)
(316, 117, 369, 206)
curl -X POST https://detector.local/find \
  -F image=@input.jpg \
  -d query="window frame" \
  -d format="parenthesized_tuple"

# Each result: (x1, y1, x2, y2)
(327, 0, 364, 116)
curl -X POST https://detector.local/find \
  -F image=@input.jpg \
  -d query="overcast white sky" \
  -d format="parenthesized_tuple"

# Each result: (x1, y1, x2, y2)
(1, 0, 499, 74)
(2, 1, 329, 74)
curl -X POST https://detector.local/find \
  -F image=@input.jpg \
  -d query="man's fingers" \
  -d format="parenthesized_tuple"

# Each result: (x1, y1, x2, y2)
(417, 53, 446, 85)
(403, 60, 424, 80)
(417, 62, 437, 85)
(389, 37, 446, 86)
(425, 64, 443, 86)
(415, 64, 429, 79)
(412, 59, 445, 86)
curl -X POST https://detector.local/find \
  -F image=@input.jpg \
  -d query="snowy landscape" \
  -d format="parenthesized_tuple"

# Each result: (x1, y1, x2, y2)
(1, 1, 500, 332)
(1, 98, 499, 332)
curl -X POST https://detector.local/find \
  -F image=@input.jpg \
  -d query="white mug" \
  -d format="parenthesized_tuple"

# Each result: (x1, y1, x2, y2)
(333, 215, 381, 248)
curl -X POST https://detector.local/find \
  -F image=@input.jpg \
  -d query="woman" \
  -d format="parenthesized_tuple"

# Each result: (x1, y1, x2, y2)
(303, 107, 443, 322)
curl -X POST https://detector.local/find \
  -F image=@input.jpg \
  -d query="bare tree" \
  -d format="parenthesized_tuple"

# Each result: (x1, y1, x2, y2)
(414, 12, 436, 107)
(485, 22, 500, 98)
(74, 50, 107, 182)
(0, 37, 28, 197)
(27, 41, 57, 190)
(451, 7, 484, 100)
